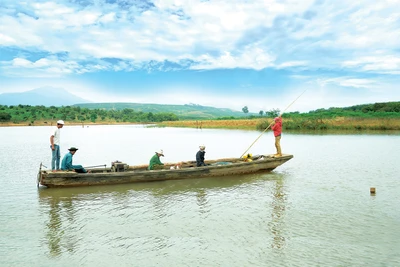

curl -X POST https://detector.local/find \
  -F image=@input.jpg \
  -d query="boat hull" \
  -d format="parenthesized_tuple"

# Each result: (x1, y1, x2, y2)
(39, 154, 293, 188)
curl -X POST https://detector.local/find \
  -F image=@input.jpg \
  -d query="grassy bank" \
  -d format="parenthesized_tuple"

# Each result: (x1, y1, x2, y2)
(157, 119, 262, 130)
(2, 117, 400, 131)
(159, 117, 400, 131)
(0, 120, 143, 127)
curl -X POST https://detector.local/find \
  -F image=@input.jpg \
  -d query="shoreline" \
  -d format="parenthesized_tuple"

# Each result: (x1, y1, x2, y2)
(0, 121, 145, 127)
(2, 118, 400, 131)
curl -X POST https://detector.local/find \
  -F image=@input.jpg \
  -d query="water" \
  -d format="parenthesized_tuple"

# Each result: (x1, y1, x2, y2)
(0, 125, 399, 266)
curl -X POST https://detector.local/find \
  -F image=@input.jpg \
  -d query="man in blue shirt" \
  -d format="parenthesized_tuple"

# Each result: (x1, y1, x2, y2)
(61, 147, 88, 173)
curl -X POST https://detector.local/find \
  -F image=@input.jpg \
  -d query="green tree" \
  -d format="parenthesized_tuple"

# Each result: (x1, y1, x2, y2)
(90, 113, 97, 122)
(265, 109, 280, 118)
(242, 106, 249, 114)
(0, 112, 11, 121)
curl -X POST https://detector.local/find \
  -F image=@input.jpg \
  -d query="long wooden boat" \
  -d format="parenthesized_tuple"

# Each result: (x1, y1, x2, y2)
(38, 154, 293, 188)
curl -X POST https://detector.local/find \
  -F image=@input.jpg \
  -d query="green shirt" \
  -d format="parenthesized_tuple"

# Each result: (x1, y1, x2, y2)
(148, 154, 163, 170)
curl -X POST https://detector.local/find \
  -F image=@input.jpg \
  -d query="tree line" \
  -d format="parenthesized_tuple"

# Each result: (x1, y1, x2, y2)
(0, 105, 179, 124)
(242, 101, 400, 119)
(242, 106, 281, 117)
(1, 101, 399, 125)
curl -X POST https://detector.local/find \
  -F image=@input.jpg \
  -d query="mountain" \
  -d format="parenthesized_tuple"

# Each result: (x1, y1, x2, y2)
(75, 103, 254, 119)
(0, 86, 90, 106)
(0, 87, 254, 119)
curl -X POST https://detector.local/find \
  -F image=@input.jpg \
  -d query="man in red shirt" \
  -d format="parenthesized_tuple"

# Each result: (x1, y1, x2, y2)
(271, 117, 282, 157)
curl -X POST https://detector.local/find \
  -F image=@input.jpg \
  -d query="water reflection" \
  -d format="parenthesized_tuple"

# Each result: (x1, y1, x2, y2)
(37, 174, 283, 258)
(196, 189, 209, 215)
(269, 177, 287, 250)
(40, 192, 78, 258)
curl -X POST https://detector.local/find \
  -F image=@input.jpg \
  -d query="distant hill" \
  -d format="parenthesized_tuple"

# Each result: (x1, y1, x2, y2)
(0, 86, 90, 106)
(75, 103, 253, 119)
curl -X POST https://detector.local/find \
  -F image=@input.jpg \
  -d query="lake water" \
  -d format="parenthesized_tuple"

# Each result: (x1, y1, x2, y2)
(0, 125, 399, 267)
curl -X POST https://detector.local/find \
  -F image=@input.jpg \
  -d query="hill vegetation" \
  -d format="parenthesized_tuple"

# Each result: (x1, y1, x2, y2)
(0, 105, 179, 124)
(0, 101, 399, 130)
(75, 103, 253, 119)
(256, 102, 400, 131)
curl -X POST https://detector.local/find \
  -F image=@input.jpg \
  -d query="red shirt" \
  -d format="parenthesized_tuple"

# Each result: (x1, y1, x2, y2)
(271, 117, 282, 137)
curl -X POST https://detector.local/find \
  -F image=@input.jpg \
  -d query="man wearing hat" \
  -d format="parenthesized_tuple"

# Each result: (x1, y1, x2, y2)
(196, 145, 207, 167)
(61, 147, 88, 173)
(148, 150, 165, 170)
(50, 120, 64, 172)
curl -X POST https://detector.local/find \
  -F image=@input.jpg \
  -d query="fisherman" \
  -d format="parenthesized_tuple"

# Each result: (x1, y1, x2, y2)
(50, 120, 64, 172)
(148, 150, 165, 170)
(271, 117, 282, 157)
(196, 145, 207, 167)
(61, 147, 89, 173)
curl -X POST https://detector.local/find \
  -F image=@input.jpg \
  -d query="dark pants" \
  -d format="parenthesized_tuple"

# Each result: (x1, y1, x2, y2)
(73, 165, 87, 173)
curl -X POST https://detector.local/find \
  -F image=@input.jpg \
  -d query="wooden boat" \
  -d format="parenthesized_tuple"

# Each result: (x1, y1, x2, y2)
(38, 154, 293, 188)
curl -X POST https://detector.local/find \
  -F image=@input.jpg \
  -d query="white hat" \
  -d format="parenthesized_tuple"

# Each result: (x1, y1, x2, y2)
(156, 149, 164, 156)
(57, 120, 65, 125)
(199, 145, 206, 150)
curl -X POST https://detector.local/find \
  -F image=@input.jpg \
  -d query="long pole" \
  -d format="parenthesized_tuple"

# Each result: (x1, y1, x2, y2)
(83, 164, 107, 169)
(240, 88, 308, 158)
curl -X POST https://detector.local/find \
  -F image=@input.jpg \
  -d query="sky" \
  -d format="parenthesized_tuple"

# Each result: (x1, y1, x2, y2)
(0, 0, 399, 113)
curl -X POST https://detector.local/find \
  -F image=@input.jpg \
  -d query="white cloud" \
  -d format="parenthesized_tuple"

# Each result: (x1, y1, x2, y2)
(191, 47, 275, 70)
(315, 77, 377, 89)
(342, 56, 400, 74)
(0, 0, 325, 75)
(1, 57, 81, 77)
(0, 0, 399, 115)
(276, 61, 308, 69)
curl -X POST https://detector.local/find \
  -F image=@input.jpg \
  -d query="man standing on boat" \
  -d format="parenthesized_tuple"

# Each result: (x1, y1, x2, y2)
(271, 117, 282, 157)
(148, 150, 165, 170)
(61, 147, 88, 173)
(50, 120, 64, 172)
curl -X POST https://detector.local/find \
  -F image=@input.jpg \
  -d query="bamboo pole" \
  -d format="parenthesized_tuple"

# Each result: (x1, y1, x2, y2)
(240, 88, 308, 158)
(83, 164, 107, 169)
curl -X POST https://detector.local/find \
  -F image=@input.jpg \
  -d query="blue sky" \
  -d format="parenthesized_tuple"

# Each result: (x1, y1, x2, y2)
(0, 0, 399, 112)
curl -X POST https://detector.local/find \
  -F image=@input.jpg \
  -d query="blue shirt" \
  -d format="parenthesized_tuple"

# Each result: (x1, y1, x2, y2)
(61, 152, 74, 170)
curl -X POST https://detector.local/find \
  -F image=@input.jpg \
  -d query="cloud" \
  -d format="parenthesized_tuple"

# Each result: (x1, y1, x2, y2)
(191, 47, 275, 70)
(0, 0, 399, 113)
(0, 0, 398, 77)
(0, 57, 81, 77)
(342, 56, 400, 74)
(315, 77, 377, 89)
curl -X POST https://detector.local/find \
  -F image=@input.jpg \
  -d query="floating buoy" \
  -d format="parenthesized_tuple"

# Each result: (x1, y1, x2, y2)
(370, 187, 376, 194)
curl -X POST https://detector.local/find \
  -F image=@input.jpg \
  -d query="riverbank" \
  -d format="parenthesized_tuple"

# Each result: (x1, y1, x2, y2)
(2, 117, 400, 131)
(157, 119, 262, 130)
(0, 120, 144, 127)
(159, 117, 400, 131)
